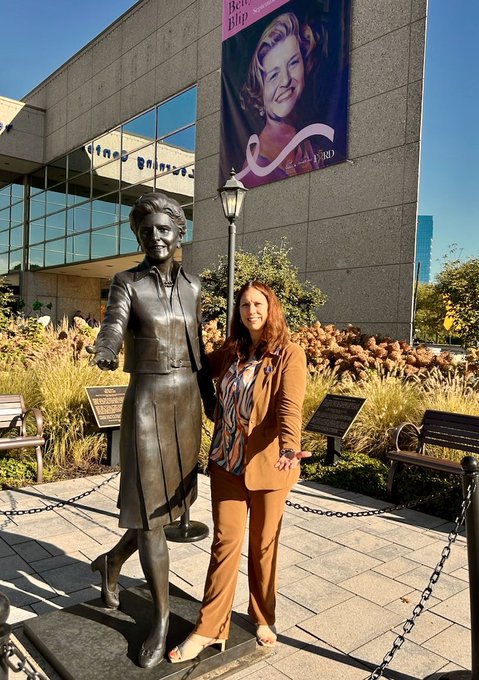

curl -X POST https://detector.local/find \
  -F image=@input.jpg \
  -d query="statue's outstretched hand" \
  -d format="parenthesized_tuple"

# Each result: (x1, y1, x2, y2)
(86, 345, 119, 371)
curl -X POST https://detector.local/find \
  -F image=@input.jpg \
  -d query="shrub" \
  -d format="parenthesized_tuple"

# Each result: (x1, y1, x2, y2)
(301, 450, 389, 500)
(200, 240, 325, 331)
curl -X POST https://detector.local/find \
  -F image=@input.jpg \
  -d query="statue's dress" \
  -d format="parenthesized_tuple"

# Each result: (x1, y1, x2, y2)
(96, 259, 212, 529)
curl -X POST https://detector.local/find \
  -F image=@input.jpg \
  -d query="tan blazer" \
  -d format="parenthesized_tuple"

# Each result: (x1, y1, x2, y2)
(208, 341, 307, 491)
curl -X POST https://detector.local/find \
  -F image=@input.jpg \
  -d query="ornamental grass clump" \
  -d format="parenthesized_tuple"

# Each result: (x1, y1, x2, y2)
(342, 369, 423, 457)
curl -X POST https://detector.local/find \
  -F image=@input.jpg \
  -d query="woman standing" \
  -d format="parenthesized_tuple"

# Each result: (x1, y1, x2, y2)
(169, 280, 309, 662)
(87, 192, 214, 669)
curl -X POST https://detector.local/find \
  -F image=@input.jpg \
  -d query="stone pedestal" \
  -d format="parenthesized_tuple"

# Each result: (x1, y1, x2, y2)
(24, 583, 256, 679)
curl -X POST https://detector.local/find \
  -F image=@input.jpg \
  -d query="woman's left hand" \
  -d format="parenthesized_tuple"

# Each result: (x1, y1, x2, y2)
(274, 450, 312, 471)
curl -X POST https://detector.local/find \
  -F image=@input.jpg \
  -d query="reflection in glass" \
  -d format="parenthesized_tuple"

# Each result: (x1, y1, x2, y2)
(30, 219, 45, 244)
(68, 147, 91, 178)
(123, 141, 156, 190)
(0, 230, 9, 248)
(45, 240, 66, 267)
(46, 187, 67, 213)
(123, 109, 156, 142)
(47, 157, 67, 187)
(11, 202, 23, 226)
(46, 211, 66, 241)
(12, 184, 24, 200)
(31, 168, 46, 195)
(92, 157, 121, 196)
(9, 248, 22, 272)
(29, 245, 45, 270)
(30, 194, 46, 220)
(160, 126, 195, 152)
(92, 196, 119, 229)
(120, 220, 137, 254)
(10, 226, 23, 249)
(66, 233, 90, 263)
(157, 87, 197, 138)
(0, 252, 9, 274)
(69, 204, 91, 232)
(0, 195, 9, 210)
(67, 177, 91, 205)
(91, 225, 118, 259)
(91, 128, 124, 169)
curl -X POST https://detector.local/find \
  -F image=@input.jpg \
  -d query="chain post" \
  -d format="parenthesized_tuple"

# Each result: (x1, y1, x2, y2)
(0, 591, 12, 680)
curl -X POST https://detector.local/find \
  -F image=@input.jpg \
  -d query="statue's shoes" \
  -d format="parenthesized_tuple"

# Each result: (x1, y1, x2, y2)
(138, 642, 166, 669)
(91, 553, 120, 609)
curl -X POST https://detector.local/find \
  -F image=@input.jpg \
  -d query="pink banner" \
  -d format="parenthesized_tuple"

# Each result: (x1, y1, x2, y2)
(222, 0, 291, 42)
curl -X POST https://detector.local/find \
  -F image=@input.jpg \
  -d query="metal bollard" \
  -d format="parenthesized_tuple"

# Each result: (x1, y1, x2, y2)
(0, 590, 12, 680)
(463, 456, 479, 679)
(434, 457, 478, 680)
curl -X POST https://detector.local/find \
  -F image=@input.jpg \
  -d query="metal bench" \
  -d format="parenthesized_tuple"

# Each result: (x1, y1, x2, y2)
(0, 395, 45, 483)
(386, 409, 479, 498)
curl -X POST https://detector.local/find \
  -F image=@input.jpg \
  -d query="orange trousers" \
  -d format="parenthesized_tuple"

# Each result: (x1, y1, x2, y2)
(195, 462, 291, 640)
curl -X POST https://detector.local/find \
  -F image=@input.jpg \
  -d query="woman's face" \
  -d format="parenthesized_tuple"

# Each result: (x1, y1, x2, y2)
(261, 34, 305, 121)
(137, 212, 180, 262)
(239, 287, 269, 341)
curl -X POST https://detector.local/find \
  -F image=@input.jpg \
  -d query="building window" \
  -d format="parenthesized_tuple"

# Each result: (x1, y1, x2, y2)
(0, 86, 196, 275)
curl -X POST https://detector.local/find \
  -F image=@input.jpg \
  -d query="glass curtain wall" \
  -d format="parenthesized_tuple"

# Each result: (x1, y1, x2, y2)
(0, 86, 196, 275)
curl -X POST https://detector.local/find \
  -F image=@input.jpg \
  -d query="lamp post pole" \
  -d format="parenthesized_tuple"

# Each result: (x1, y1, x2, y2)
(226, 216, 236, 332)
(218, 168, 248, 335)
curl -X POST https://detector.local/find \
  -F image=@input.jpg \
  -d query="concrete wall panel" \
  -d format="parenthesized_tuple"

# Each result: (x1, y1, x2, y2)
(195, 111, 220, 162)
(350, 27, 410, 104)
(198, 0, 221, 38)
(351, 0, 411, 48)
(348, 87, 407, 158)
(242, 223, 308, 274)
(306, 206, 404, 272)
(242, 174, 310, 232)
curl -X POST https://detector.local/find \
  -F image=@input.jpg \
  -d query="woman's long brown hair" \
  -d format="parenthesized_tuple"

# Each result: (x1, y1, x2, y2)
(229, 280, 289, 359)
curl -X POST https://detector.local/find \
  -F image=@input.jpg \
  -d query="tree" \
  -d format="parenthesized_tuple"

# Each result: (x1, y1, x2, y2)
(414, 283, 447, 343)
(436, 256, 479, 346)
(200, 240, 326, 331)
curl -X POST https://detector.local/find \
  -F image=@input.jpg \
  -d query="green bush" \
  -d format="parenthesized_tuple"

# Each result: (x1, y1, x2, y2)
(200, 240, 325, 331)
(0, 456, 55, 488)
(302, 450, 389, 500)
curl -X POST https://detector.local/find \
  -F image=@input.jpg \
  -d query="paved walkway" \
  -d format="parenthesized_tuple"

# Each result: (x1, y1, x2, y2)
(0, 472, 471, 679)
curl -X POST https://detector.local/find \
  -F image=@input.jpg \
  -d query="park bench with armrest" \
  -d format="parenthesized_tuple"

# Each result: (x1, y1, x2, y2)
(386, 409, 479, 498)
(0, 395, 45, 482)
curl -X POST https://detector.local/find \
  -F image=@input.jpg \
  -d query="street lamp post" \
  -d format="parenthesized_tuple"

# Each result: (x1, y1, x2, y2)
(218, 168, 248, 332)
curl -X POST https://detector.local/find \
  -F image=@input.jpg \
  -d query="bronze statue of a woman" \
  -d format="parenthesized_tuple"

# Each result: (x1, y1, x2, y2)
(87, 192, 215, 669)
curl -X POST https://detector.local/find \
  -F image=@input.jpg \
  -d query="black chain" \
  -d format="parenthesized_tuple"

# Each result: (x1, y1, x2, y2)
(2, 640, 49, 680)
(0, 471, 120, 516)
(285, 488, 449, 518)
(366, 477, 475, 679)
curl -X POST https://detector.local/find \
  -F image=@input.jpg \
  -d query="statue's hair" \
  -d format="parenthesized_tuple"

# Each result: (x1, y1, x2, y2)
(129, 192, 186, 238)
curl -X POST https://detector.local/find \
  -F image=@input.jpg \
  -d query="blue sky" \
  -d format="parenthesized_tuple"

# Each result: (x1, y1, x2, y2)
(0, 0, 477, 280)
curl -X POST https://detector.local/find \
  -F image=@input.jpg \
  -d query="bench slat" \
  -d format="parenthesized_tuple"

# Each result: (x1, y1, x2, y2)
(387, 450, 462, 474)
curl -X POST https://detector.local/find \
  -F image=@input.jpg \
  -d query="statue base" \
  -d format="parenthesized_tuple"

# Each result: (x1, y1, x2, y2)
(24, 583, 257, 679)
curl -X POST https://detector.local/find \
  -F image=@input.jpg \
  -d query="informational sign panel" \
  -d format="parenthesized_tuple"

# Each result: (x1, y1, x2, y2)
(85, 386, 127, 429)
(305, 394, 365, 438)
(220, 0, 351, 188)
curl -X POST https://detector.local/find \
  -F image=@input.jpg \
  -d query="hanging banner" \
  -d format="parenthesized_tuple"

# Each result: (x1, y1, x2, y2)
(220, 0, 351, 189)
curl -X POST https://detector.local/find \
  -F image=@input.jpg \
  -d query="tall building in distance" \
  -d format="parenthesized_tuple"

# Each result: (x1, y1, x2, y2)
(416, 215, 434, 283)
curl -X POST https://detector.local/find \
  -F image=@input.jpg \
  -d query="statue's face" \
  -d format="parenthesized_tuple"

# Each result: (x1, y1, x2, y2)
(137, 212, 180, 262)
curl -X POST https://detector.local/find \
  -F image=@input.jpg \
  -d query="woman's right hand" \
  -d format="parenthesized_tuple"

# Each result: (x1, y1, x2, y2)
(85, 345, 119, 371)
